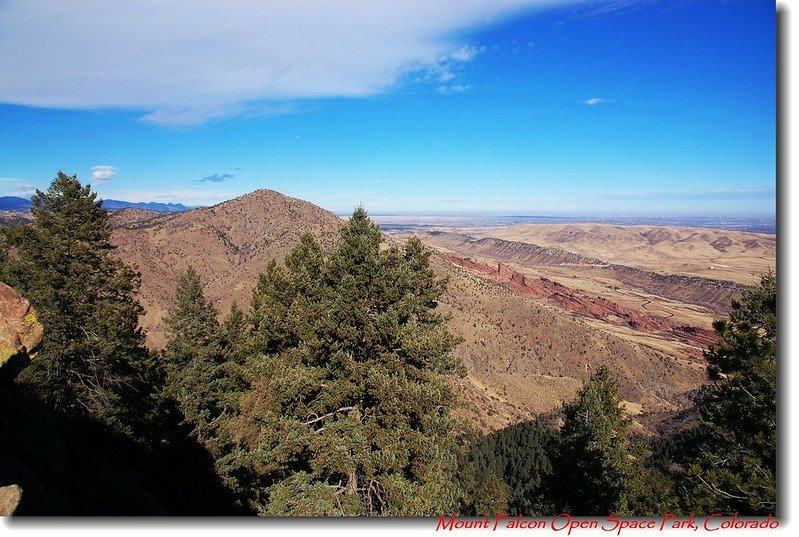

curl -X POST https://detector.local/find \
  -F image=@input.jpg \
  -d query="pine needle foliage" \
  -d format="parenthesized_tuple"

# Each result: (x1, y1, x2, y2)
(0, 172, 153, 434)
(226, 208, 464, 515)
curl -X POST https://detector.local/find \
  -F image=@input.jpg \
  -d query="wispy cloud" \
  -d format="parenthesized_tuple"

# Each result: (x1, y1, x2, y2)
(583, 97, 606, 106)
(90, 165, 116, 184)
(571, 0, 660, 20)
(193, 173, 235, 185)
(437, 84, 471, 94)
(411, 44, 486, 88)
(0, 1, 586, 125)
(139, 102, 299, 127)
(449, 45, 484, 63)
(0, 177, 37, 197)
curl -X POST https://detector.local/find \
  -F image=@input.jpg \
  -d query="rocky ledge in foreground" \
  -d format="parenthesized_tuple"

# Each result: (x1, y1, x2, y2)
(0, 282, 43, 384)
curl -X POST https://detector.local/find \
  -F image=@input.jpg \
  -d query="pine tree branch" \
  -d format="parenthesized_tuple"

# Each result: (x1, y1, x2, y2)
(303, 406, 357, 426)
(697, 475, 749, 501)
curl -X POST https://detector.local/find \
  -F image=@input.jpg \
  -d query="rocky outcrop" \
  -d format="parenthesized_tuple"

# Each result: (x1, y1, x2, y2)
(0, 282, 43, 383)
(0, 485, 22, 516)
(430, 233, 744, 315)
(441, 253, 718, 352)
(0, 284, 42, 516)
(673, 325, 718, 348)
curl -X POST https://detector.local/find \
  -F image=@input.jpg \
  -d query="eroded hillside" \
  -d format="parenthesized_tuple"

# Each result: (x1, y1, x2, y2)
(111, 190, 343, 346)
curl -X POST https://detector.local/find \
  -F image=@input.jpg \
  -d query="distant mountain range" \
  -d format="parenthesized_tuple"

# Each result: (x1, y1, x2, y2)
(0, 196, 34, 211)
(0, 196, 191, 213)
(101, 199, 192, 212)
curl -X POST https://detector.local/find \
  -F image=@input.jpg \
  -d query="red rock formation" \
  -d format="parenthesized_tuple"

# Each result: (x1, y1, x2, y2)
(440, 252, 495, 275)
(673, 325, 718, 348)
(439, 253, 716, 354)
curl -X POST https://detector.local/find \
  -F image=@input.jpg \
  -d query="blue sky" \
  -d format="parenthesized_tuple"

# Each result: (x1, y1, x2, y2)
(0, 0, 775, 217)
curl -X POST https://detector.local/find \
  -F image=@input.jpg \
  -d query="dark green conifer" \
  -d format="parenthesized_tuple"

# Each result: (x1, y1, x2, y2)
(221, 301, 246, 348)
(229, 209, 463, 515)
(0, 172, 152, 433)
(163, 266, 232, 447)
(690, 272, 776, 514)
(467, 417, 559, 515)
(558, 366, 631, 515)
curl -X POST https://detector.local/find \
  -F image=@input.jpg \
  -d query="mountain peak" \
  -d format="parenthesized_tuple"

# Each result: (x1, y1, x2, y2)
(111, 188, 343, 347)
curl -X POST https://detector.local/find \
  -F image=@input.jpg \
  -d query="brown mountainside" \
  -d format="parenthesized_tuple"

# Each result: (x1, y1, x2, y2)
(111, 189, 344, 346)
(430, 254, 706, 432)
(106, 192, 738, 433)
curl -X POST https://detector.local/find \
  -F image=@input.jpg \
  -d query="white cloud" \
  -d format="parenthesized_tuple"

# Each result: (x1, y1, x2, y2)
(411, 45, 486, 88)
(90, 165, 116, 184)
(449, 45, 484, 62)
(0, 177, 37, 197)
(583, 97, 605, 106)
(0, 1, 589, 125)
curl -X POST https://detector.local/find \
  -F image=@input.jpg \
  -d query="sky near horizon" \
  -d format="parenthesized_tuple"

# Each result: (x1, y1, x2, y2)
(0, 0, 775, 217)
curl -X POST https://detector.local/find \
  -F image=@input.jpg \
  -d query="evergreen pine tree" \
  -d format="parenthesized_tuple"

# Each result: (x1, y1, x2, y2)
(0, 172, 152, 433)
(162, 266, 231, 447)
(558, 366, 632, 515)
(221, 301, 246, 348)
(467, 417, 559, 515)
(228, 209, 464, 515)
(690, 272, 776, 514)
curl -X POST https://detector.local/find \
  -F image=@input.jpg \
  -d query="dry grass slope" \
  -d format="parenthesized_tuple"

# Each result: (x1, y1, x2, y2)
(482, 223, 775, 285)
(432, 256, 705, 433)
(111, 189, 344, 346)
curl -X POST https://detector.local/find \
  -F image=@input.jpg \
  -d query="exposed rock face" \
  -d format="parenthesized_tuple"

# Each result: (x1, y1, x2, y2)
(428, 233, 745, 315)
(0, 282, 43, 383)
(1, 284, 42, 516)
(440, 253, 717, 353)
(0, 485, 22, 516)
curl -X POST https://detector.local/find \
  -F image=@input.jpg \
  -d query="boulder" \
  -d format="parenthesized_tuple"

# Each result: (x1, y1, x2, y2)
(0, 485, 22, 516)
(0, 282, 43, 383)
